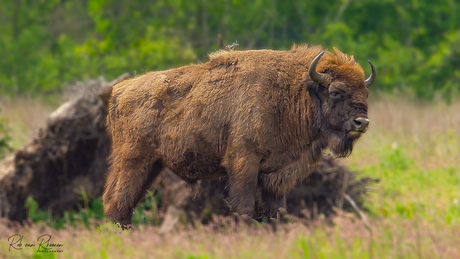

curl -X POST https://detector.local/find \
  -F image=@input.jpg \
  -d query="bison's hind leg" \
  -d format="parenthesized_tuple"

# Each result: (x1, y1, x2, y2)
(102, 148, 163, 227)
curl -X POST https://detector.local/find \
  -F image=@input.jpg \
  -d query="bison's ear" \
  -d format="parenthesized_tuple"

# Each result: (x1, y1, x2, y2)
(304, 70, 325, 93)
(305, 80, 318, 92)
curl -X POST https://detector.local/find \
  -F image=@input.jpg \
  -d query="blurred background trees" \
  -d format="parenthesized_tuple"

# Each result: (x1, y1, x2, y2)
(0, 0, 459, 100)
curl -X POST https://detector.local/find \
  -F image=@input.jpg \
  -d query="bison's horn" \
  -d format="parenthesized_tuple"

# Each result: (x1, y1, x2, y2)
(365, 61, 376, 87)
(309, 51, 330, 85)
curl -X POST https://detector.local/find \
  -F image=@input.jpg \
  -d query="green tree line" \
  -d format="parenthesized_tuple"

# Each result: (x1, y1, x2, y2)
(0, 0, 459, 99)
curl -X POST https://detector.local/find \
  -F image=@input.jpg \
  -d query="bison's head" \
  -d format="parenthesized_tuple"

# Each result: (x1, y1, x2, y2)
(307, 48, 375, 157)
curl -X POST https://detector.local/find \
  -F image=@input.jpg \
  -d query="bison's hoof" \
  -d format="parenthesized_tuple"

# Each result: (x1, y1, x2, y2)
(121, 223, 133, 230)
(276, 207, 287, 219)
(232, 213, 260, 226)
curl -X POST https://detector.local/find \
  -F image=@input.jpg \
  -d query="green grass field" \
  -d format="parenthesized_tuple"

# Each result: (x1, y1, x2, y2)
(1, 97, 459, 258)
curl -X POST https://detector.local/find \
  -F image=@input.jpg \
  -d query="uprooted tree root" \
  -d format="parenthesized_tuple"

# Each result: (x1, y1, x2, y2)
(0, 75, 128, 221)
(0, 75, 378, 226)
(152, 154, 379, 229)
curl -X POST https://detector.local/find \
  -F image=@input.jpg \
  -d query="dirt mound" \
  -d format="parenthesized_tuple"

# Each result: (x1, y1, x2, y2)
(0, 75, 378, 224)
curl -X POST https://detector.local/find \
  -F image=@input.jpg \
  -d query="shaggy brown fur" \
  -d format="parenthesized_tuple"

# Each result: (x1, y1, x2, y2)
(102, 44, 372, 226)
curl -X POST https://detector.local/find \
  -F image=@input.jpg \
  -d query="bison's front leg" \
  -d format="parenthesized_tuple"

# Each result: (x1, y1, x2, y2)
(255, 189, 286, 219)
(259, 152, 321, 196)
(225, 153, 261, 217)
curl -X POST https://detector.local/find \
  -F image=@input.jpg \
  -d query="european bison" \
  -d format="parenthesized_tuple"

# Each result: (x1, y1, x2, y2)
(102, 44, 375, 227)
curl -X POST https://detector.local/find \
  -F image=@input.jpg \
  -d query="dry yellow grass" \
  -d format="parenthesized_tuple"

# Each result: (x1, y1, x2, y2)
(1, 212, 459, 259)
(0, 97, 59, 147)
(347, 97, 460, 170)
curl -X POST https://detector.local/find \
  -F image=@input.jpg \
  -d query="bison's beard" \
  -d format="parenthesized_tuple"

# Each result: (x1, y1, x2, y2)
(328, 131, 355, 158)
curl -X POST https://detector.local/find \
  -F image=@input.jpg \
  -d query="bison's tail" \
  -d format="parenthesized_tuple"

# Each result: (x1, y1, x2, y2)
(98, 84, 114, 130)
(98, 73, 130, 130)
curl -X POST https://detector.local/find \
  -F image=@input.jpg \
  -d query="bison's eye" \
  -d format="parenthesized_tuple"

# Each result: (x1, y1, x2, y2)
(329, 91, 342, 99)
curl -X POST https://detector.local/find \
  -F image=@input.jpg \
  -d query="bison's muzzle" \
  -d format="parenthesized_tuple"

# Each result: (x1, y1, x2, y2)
(353, 117, 369, 133)
(347, 117, 370, 139)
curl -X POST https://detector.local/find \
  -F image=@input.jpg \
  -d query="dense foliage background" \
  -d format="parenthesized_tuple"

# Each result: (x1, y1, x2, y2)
(0, 2, 459, 257)
(0, 0, 459, 99)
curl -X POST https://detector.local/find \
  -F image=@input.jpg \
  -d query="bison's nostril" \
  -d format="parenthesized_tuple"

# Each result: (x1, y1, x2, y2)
(353, 118, 370, 132)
